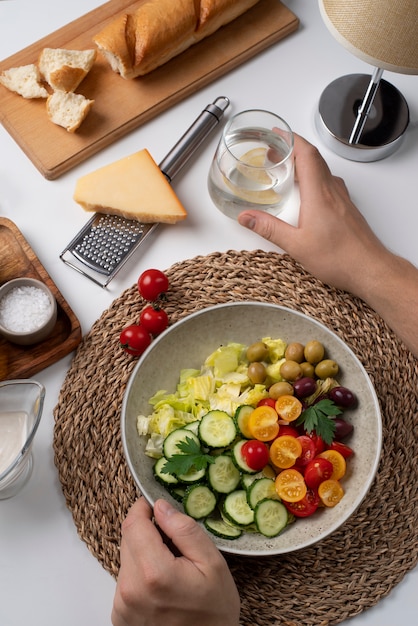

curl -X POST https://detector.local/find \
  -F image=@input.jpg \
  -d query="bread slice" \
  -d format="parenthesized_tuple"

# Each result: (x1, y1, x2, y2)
(46, 91, 94, 133)
(39, 48, 96, 92)
(73, 149, 187, 224)
(0, 64, 49, 98)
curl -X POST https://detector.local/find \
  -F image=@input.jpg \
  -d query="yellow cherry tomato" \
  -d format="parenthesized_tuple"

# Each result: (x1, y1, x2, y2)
(275, 395, 303, 422)
(318, 479, 344, 507)
(275, 468, 307, 502)
(269, 435, 303, 469)
(317, 449, 347, 481)
(248, 405, 279, 442)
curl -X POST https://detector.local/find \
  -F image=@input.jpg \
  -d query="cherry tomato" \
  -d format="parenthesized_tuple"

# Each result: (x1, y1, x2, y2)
(275, 468, 307, 502)
(328, 441, 355, 459)
(283, 488, 320, 517)
(138, 269, 169, 301)
(275, 395, 303, 422)
(241, 440, 270, 471)
(119, 324, 151, 356)
(305, 431, 326, 455)
(318, 479, 344, 507)
(139, 305, 169, 336)
(276, 425, 299, 438)
(248, 405, 279, 442)
(317, 449, 347, 480)
(294, 435, 316, 467)
(257, 398, 276, 409)
(269, 435, 302, 469)
(304, 457, 334, 490)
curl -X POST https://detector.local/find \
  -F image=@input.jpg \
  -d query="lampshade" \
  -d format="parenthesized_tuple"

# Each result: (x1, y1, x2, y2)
(316, 0, 418, 161)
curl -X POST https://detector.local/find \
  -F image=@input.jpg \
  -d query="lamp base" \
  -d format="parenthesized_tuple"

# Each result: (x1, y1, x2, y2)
(315, 74, 409, 162)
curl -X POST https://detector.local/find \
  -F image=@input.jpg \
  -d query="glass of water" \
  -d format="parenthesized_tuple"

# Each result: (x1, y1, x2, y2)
(208, 109, 294, 220)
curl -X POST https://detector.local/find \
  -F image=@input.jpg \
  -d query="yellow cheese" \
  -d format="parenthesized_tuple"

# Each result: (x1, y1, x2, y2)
(73, 149, 187, 224)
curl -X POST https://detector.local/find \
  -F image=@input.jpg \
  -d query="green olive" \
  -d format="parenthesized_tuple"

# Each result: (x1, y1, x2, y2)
(248, 361, 267, 384)
(269, 381, 294, 399)
(246, 341, 269, 362)
(279, 360, 303, 382)
(300, 361, 315, 378)
(315, 359, 339, 379)
(304, 340, 325, 364)
(285, 342, 305, 363)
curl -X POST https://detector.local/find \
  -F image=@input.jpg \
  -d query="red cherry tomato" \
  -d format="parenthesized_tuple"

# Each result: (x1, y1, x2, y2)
(276, 425, 299, 438)
(294, 435, 316, 467)
(139, 306, 169, 336)
(305, 431, 326, 455)
(328, 441, 355, 459)
(241, 439, 270, 471)
(257, 398, 277, 409)
(283, 488, 320, 517)
(304, 457, 334, 490)
(119, 324, 151, 356)
(138, 269, 169, 301)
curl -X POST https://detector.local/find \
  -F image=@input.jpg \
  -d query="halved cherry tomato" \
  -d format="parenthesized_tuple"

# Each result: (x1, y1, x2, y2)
(269, 435, 302, 469)
(248, 405, 279, 441)
(304, 457, 334, 490)
(139, 305, 169, 336)
(318, 479, 344, 507)
(283, 488, 320, 517)
(275, 395, 303, 422)
(241, 440, 270, 471)
(317, 449, 346, 480)
(119, 324, 152, 356)
(276, 425, 299, 438)
(138, 269, 169, 301)
(257, 398, 276, 409)
(294, 435, 316, 467)
(275, 468, 307, 502)
(328, 441, 355, 459)
(305, 431, 326, 455)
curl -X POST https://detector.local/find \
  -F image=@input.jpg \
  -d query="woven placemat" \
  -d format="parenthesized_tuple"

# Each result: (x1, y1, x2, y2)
(53, 250, 418, 626)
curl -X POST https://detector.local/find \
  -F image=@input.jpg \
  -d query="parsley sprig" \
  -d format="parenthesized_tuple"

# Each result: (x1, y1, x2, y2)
(295, 398, 342, 445)
(161, 436, 215, 476)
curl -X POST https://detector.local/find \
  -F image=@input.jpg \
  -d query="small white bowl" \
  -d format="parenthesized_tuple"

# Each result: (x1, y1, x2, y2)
(0, 278, 57, 346)
(121, 302, 382, 556)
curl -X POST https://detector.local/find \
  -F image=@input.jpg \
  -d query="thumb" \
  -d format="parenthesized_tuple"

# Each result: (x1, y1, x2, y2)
(238, 210, 297, 252)
(153, 499, 216, 564)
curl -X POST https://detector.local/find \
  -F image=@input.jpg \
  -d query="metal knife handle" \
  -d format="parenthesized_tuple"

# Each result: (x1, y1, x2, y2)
(159, 96, 230, 182)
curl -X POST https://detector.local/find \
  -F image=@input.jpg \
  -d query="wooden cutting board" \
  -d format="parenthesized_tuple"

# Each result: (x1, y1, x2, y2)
(0, 0, 299, 180)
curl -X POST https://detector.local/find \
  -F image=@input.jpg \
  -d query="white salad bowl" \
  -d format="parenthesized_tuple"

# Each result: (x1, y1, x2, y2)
(121, 302, 382, 556)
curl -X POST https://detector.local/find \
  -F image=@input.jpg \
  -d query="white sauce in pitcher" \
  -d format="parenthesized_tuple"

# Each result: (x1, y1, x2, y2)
(0, 411, 28, 475)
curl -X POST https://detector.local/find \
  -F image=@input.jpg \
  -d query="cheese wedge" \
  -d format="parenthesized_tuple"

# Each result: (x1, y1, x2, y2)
(73, 149, 187, 223)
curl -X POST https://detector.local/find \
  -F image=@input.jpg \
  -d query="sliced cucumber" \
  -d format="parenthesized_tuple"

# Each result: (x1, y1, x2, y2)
(198, 410, 237, 448)
(184, 421, 200, 436)
(163, 428, 200, 458)
(208, 455, 241, 494)
(169, 486, 186, 502)
(254, 498, 288, 538)
(153, 457, 178, 486)
(231, 439, 258, 474)
(177, 466, 206, 484)
(247, 477, 279, 509)
(223, 490, 255, 527)
(234, 404, 254, 438)
(183, 484, 217, 519)
(204, 516, 243, 540)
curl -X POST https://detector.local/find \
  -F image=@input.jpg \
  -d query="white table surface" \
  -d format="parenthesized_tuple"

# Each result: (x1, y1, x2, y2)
(1, 1, 417, 625)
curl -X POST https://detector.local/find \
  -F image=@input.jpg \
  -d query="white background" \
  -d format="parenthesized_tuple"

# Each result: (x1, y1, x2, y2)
(1, 1, 417, 625)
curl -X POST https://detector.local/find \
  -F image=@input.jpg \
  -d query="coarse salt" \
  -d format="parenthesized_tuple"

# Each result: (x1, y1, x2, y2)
(0, 286, 52, 333)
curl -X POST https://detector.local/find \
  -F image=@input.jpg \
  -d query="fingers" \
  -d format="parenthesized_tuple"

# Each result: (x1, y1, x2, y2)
(238, 210, 297, 252)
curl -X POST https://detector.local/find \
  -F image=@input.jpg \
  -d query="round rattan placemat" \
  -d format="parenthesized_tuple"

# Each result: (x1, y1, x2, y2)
(53, 251, 418, 626)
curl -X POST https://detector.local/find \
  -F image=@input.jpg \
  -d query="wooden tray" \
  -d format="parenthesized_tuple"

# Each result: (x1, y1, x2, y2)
(0, 0, 299, 180)
(0, 218, 82, 381)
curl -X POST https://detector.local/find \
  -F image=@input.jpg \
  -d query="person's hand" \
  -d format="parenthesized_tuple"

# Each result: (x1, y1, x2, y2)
(111, 497, 240, 626)
(238, 134, 387, 297)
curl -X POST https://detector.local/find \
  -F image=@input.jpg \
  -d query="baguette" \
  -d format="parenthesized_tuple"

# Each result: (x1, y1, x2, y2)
(46, 91, 94, 133)
(39, 48, 97, 92)
(0, 64, 49, 98)
(93, 0, 261, 78)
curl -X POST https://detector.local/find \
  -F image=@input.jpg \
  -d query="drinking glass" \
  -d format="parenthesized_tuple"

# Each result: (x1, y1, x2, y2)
(208, 109, 294, 220)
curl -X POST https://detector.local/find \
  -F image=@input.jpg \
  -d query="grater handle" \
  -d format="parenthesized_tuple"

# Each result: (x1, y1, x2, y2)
(159, 96, 230, 182)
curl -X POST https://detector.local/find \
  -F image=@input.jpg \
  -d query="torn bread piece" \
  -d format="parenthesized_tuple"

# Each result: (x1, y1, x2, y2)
(0, 64, 49, 98)
(73, 149, 187, 224)
(39, 48, 96, 92)
(46, 91, 94, 133)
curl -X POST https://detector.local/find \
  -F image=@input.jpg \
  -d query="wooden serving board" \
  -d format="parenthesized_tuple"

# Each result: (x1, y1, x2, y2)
(0, 218, 82, 381)
(0, 0, 299, 180)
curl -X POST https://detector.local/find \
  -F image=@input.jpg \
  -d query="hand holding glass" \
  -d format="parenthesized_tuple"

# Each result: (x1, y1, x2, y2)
(208, 110, 294, 220)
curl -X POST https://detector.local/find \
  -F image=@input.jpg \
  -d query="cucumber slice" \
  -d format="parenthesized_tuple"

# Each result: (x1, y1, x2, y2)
(184, 421, 200, 436)
(232, 439, 258, 474)
(169, 486, 186, 502)
(153, 457, 178, 486)
(208, 455, 241, 494)
(247, 477, 279, 509)
(223, 490, 255, 527)
(254, 498, 288, 537)
(183, 484, 217, 519)
(204, 517, 243, 540)
(177, 466, 206, 484)
(234, 404, 254, 438)
(199, 410, 237, 448)
(163, 428, 200, 458)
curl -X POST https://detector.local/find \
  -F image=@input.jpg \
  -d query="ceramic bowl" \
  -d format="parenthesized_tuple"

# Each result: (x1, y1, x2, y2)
(121, 302, 382, 556)
(0, 278, 57, 345)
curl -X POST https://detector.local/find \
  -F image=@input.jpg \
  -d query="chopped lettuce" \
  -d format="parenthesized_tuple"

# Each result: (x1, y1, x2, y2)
(262, 337, 287, 363)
